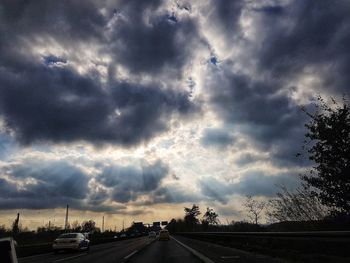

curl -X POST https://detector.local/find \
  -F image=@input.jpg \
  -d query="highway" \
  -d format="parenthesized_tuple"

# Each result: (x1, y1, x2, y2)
(18, 236, 203, 263)
(17, 235, 289, 263)
(16, 231, 350, 263)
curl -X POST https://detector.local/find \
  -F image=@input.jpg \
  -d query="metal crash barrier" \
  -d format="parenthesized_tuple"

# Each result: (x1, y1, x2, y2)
(0, 237, 18, 263)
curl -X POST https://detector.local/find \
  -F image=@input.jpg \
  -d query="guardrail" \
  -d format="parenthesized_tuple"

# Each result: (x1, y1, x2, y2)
(178, 230, 350, 237)
(177, 231, 350, 259)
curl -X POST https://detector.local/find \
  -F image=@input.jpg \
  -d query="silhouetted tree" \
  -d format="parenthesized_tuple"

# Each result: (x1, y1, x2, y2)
(71, 220, 82, 232)
(202, 207, 219, 226)
(81, 220, 97, 233)
(0, 225, 9, 238)
(128, 222, 147, 234)
(301, 96, 350, 215)
(184, 204, 201, 231)
(244, 195, 265, 225)
(266, 185, 329, 222)
(166, 219, 177, 233)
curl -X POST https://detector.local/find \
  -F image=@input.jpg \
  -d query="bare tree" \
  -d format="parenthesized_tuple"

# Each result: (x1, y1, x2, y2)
(244, 195, 265, 225)
(71, 220, 82, 232)
(81, 220, 97, 233)
(266, 185, 329, 222)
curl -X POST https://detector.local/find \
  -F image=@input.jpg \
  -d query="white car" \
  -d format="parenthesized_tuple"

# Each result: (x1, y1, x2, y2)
(53, 233, 90, 253)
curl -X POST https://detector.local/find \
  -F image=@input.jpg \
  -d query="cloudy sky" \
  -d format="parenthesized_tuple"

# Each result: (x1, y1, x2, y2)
(0, 0, 349, 229)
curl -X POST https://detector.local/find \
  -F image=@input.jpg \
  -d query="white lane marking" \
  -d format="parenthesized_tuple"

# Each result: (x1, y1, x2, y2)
(19, 252, 53, 260)
(122, 238, 156, 261)
(52, 253, 87, 262)
(171, 236, 215, 263)
(221, 255, 240, 259)
(123, 250, 138, 260)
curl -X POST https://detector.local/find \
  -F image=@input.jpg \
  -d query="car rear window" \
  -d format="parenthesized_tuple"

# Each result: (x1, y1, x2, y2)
(58, 233, 77, 238)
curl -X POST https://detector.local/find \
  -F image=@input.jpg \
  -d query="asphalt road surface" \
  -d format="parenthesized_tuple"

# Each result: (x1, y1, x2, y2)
(128, 237, 202, 263)
(18, 237, 152, 263)
(18, 235, 288, 263)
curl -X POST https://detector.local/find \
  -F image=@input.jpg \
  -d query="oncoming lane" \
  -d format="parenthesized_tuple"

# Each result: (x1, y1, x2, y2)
(18, 237, 151, 263)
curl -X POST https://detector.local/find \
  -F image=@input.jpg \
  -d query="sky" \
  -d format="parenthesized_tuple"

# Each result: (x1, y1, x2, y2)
(0, 0, 349, 230)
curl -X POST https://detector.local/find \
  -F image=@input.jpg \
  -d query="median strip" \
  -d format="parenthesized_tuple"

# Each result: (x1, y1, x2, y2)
(171, 236, 215, 263)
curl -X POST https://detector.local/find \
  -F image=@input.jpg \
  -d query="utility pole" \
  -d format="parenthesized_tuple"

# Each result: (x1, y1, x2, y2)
(122, 220, 124, 231)
(102, 216, 104, 232)
(64, 204, 69, 230)
(48, 220, 51, 230)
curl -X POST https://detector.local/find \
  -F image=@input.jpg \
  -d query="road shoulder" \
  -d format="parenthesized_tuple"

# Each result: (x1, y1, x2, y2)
(173, 235, 287, 263)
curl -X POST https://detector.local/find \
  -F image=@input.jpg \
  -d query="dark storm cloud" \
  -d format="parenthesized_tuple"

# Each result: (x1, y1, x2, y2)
(200, 128, 235, 149)
(96, 160, 169, 203)
(87, 188, 110, 207)
(5, 160, 89, 199)
(253, 5, 285, 16)
(0, 62, 194, 145)
(235, 153, 261, 167)
(0, 0, 105, 42)
(199, 177, 230, 204)
(148, 185, 202, 204)
(206, 0, 350, 166)
(211, 71, 295, 127)
(256, 0, 350, 93)
(209, 0, 244, 36)
(199, 172, 299, 203)
(0, 178, 19, 198)
(0, 160, 90, 210)
(0, 159, 121, 213)
(0, 0, 104, 79)
(108, 0, 198, 74)
(0, 0, 104, 71)
(0, 64, 107, 144)
(0, 158, 171, 211)
(109, 81, 194, 145)
(234, 171, 299, 197)
(209, 66, 308, 166)
(0, 0, 197, 146)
